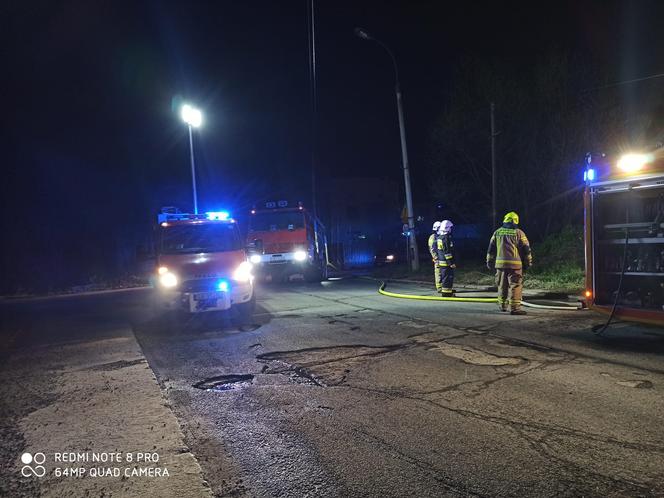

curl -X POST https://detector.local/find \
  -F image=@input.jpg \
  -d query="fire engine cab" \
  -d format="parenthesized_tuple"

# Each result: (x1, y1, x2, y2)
(153, 207, 255, 317)
(247, 200, 329, 282)
(583, 150, 664, 326)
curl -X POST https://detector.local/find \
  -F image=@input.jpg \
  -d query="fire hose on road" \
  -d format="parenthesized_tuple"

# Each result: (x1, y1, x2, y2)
(377, 281, 583, 310)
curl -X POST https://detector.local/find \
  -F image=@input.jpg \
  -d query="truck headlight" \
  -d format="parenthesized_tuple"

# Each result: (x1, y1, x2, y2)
(294, 250, 307, 262)
(233, 261, 253, 282)
(159, 271, 178, 288)
(249, 254, 261, 264)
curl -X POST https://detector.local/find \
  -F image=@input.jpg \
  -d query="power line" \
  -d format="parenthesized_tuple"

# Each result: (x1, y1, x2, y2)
(586, 72, 664, 91)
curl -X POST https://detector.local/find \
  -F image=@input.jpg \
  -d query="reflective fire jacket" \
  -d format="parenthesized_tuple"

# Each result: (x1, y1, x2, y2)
(436, 233, 455, 267)
(428, 233, 438, 261)
(486, 223, 532, 270)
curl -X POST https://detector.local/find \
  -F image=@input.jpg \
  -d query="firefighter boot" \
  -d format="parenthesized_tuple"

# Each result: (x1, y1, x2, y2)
(510, 309, 527, 315)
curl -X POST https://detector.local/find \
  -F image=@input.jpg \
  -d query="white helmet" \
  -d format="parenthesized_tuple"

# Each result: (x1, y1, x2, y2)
(439, 220, 453, 233)
(432, 221, 441, 232)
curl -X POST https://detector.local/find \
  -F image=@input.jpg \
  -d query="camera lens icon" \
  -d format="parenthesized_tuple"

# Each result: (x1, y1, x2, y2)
(21, 452, 46, 477)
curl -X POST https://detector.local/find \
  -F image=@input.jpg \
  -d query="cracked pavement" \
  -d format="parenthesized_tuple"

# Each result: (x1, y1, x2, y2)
(131, 278, 664, 497)
(3, 277, 664, 497)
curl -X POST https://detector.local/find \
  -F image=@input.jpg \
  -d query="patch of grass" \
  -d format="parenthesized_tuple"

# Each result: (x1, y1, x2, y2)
(528, 225, 584, 293)
(454, 267, 496, 287)
(523, 263, 584, 293)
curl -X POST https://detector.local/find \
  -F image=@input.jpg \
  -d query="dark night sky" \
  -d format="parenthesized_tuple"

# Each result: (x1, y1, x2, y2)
(1, 0, 663, 288)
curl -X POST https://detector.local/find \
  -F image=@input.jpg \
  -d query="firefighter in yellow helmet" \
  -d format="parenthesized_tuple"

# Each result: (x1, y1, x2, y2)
(486, 212, 532, 315)
(428, 221, 442, 291)
(436, 220, 456, 296)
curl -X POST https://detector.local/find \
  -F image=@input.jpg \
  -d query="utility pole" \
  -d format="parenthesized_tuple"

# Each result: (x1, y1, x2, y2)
(188, 124, 198, 214)
(354, 27, 419, 271)
(180, 104, 203, 215)
(490, 102, 497, 228)
(308, 0, 318, 219)
(396, 82, 419, 270)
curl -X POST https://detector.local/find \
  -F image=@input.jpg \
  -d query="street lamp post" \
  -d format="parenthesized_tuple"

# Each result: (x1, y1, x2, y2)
(355, 28, 419, 271)
(180, 104, 203, 214)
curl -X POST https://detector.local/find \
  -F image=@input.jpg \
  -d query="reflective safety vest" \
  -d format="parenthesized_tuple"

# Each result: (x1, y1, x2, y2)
(486, 224, 532, 269)
(436, 233, 455, 267)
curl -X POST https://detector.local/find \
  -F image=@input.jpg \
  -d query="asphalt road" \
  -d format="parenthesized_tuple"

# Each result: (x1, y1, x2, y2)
(4, 278, 664, 497)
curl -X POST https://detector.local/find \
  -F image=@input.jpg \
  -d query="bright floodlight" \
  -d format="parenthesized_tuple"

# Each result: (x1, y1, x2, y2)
(181, 104, 203, 128)
(617, 153, 651, 173)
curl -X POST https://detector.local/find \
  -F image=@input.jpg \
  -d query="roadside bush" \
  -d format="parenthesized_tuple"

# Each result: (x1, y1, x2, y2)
(528, 225, 584, 292)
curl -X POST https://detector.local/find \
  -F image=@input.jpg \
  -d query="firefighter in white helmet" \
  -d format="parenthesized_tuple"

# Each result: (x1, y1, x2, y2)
(428, 221, 442, 292)
(436, 220, 456, 296)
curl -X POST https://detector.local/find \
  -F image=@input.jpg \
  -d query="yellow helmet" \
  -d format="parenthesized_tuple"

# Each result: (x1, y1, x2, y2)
(503, 211, 519, 225)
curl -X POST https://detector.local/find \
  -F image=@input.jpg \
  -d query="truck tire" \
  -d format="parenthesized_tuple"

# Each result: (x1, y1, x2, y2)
(232, 294, 256, 325)
(305, 263, 327, 282)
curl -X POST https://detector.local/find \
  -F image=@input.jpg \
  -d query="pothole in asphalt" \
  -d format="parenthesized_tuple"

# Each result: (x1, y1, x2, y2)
(616, 380, 653, 389)
(398, 320, 429, 329)
(601, 372, 654, 389)
(239, 323, 261, 332)
(256, 345, 404, 387)
(430, 343, 524, 366)
(89, 358, 147, 371)
(193, 374, 254, 392)
(259, 359, 325, 387)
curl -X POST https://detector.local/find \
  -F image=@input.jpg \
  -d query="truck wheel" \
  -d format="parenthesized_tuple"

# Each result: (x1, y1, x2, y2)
(305, 265, 325, 282)
(232, 294, 256, 325)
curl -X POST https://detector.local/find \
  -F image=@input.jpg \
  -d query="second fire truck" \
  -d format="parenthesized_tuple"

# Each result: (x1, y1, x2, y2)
(247, 201, 329, 282)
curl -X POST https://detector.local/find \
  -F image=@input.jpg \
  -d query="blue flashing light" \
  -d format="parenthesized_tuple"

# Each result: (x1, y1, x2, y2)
(583, 168, 596, 183)
(206, 211, 230, 221)
(216, 279, 229, 292)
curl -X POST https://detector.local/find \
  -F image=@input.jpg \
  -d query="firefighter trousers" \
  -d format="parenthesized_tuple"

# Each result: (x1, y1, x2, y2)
(439, 264, 454, 295)
(433, 261, 441, 291)
(495, 268, 523, 310)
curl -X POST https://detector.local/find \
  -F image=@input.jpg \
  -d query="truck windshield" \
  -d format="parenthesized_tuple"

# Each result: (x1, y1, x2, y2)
(249, 212, 305, 231)
(160, 223, 242, 254)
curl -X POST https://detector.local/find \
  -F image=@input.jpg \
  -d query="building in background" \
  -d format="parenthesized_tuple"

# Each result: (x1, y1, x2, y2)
(323, 177, 401, 268)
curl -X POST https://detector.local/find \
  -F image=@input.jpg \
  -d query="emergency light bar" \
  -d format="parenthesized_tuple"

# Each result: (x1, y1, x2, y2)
(206, 211, 230, 220)
(157, 208, 232, 224)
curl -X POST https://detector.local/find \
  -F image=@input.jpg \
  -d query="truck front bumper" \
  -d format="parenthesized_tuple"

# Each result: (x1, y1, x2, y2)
(156, 281, 254, 313)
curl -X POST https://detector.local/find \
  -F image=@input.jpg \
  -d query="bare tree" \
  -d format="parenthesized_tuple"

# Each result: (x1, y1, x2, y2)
(427, 50, 661, 240)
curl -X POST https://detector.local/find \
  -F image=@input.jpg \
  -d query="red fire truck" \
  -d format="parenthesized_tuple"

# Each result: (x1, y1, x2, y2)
(247, 200, 329, 282)
(583, 150, 664, 326)
(153, 208, 255, 318)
